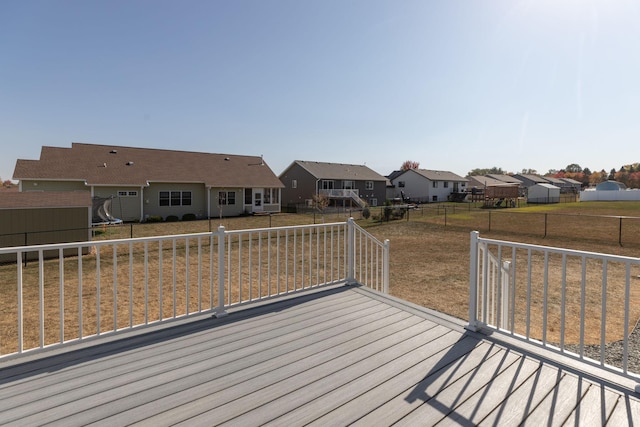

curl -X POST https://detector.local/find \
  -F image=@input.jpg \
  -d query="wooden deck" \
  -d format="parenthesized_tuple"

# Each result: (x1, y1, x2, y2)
(1, 285, 640, 426)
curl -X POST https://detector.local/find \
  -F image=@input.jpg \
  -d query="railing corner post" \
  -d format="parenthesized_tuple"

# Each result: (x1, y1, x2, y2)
(213, 225, 228, 318)
(467, 231, 480, 331)
(346, 218, 356, 285)
(383, 239, 390, 293)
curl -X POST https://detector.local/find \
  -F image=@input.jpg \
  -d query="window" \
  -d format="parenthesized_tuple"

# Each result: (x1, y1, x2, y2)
(343, 180, 355, 189)
(398, 181, 405, 188)
(263, 188, 279, 204)
(218, 191, 236, 205)
(432, 182, 438, 188)
(370, 198, 378, 207)
(321, 180, 334, 190)
(291, 179, 297, 189)
(365, 181, 373, 190)
(432, 195, 438, 202)
(117, 190, 138, 197)
(444, 182, 449, 188)
(159, 191, 191, 206)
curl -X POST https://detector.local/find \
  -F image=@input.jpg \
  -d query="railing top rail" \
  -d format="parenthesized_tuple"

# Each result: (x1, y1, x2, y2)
(222, 221, 346, 236)
(0, 221, 352, 254)
(477, 234, 640, 263)
(0, 231, 217, 254)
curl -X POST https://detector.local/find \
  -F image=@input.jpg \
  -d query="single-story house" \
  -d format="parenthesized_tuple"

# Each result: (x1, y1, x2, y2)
(279, 161, 388, 209)
(558, 177, 583, 193)
(467, 176, 520, 198)
(527, 183, 560, 204)
(512, 174, 550, 189)
(12, 143, 284, 222)
(485, 174, 524, 186)
(389, 169, 468, 203)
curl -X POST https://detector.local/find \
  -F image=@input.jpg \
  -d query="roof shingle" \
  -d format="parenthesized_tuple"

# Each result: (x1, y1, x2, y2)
(13, 143, 283, 188)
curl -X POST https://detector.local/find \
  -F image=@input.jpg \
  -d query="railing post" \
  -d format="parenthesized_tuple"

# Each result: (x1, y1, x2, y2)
(383, 239, 390, 293)
(466, 231, 481, 332)
(501, 260, 511, 330)
(213, 225, 228, 318)
(347, 218, 356, 285)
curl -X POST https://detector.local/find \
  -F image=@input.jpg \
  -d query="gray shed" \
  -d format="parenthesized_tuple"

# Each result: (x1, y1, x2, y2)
(527, 183, 560, 204)
(0, 191, 92, 261)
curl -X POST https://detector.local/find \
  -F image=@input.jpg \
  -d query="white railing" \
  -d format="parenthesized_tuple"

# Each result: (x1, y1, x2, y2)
(468, 230, 640, 380)
(319, 189, 367, 208)
(0, 218, 389, 360)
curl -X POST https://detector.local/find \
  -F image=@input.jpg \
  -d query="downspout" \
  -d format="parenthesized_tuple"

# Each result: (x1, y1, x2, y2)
(139, 186, 145, 222)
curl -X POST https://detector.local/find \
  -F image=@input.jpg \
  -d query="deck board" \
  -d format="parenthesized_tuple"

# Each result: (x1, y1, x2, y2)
(1, 285, 639, 426)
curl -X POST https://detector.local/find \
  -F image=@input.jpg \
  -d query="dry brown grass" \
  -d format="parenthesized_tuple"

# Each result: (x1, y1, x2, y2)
(2, 202, 640, 353)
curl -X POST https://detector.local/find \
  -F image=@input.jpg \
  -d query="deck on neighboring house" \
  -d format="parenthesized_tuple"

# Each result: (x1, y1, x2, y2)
(1, 285, 640, 426)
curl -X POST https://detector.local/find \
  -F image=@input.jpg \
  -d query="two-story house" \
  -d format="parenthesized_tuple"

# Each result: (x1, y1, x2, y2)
(279, 161, 388, 210)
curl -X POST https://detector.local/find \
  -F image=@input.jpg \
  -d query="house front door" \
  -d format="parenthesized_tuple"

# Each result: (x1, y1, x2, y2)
(253, 189, 263, 212)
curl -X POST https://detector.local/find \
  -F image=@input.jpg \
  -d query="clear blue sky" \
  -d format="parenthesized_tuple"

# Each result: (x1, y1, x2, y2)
(2, 0, 639, 182)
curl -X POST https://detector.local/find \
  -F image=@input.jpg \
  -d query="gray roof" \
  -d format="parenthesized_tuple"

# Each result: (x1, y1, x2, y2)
(559, 177, 582, 185)
(408, 169, 468, 182)
(513, 174, 550, 184)
(13, 143, 284, 188)
(485, 174, 523, 184)
(468, 176, 518, 188)
(542, 176, 564, 185)
(290, 160, 388, 182)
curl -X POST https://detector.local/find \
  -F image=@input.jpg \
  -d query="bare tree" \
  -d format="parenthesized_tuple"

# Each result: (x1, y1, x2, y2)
(312, 193, 330, 212)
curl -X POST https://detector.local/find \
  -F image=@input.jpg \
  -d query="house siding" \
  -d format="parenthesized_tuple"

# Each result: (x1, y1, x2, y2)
(93, 186, 142, 223)
(144, 183, 207, 221)
(280, 166, 318, 209)
(280, 162, 388, 209)
(390, 169, 467, 203)
(209, 187, 245, 218)
(21, 180, 86, 192)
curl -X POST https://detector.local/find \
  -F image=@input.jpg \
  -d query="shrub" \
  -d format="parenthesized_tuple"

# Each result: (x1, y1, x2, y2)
(145, 215, 163, 223)
(182, 213, 197, 221)
(165, 215, 179, 222)
(362, 206, 371, 220)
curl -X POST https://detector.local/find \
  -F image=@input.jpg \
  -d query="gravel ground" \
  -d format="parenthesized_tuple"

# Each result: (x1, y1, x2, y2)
(562, 320, 640, 374)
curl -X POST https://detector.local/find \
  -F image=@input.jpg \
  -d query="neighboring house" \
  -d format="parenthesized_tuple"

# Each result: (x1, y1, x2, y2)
(559, 178, 582, 193)
(467, 175, 510, 192)
(12, 143, 284, 222)
(485, 174, 524, 186)
(467, 175, 519, 196)
(279, 161, 388, 209)
(389, 169, 467, 203)
(484, 174, 525, 196)
(512, 174, 550, 188)
(541, 176, 565, 189)
(542, 176, 580, 194)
